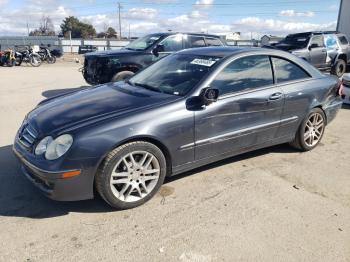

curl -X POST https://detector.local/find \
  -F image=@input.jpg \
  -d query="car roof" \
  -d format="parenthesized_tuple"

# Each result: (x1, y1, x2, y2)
(287, 31, 344, 37)
(177, 46, 323, 77)
(146, 32, 221, 38)
(177, 46, 261, 58)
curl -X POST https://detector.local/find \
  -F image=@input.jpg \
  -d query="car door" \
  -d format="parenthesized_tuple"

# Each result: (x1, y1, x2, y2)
(194, 55, 284, 160)
(309, 35, 327, 67)
(157, 34, 184, 58)
(270, 56, 314, 139)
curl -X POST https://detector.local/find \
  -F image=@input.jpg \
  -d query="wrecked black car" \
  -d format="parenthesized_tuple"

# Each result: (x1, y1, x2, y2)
(82, 32, 225, 85)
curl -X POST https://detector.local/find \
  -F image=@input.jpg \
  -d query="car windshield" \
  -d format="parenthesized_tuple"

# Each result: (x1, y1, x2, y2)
(128, 54, 221, 96)
(283, 35, 310, 48)
(124, 35, 162, 50)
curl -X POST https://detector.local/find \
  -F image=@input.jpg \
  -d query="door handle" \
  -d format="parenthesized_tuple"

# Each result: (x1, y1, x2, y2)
(321, 49, 327, 53)
(269, 92, 283, 100)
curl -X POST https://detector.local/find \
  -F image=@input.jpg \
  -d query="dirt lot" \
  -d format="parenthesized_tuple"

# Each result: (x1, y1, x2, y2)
(0, 62, 349, 262)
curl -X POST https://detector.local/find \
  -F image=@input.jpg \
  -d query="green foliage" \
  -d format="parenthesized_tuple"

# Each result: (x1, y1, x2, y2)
(60, 16, 96, 39)
(97, 27, 118, 39)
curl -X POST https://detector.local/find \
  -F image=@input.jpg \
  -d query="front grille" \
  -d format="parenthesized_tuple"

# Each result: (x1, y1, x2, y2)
(18, 124, 38, 149)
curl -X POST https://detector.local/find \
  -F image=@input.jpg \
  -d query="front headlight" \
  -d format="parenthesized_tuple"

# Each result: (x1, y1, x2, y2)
(35, 136, 53, 155)
(35, 134, 73, 160)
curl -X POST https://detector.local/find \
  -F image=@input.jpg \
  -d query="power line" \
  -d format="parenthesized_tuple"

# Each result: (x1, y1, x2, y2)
(118, 2, 122, 39)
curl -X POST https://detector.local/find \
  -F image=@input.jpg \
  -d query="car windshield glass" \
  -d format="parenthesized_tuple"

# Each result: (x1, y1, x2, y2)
(128, 54, 221, 96)
(283, 35, 310, 48)
(124, 35, 162, 50)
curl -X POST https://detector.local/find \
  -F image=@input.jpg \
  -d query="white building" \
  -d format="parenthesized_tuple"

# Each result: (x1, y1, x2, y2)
(337, 0, 350, 38)
(216, 32, 241, 41)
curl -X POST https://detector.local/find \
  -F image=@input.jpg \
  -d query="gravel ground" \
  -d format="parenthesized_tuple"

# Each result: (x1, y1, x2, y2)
(0, 62, 349, 262)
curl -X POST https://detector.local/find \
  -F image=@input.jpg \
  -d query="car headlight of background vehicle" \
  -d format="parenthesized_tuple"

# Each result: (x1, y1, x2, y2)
(35, 134, 73, 160)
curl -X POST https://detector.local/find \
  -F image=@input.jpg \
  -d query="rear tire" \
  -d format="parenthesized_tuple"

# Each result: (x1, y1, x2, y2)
(289, 108, 326, 151)
(331, 59, 346, 78)
(96, 141, 167, 209)
(111, 71, 134, 82)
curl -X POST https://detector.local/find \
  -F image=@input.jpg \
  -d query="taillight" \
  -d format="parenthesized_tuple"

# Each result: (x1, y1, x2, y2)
(338, 80, 345, 96)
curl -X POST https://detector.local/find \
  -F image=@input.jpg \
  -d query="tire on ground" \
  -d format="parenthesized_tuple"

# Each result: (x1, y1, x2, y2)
(111, 70, 135, 82)
(95, 141, 167, 210)
(289, 107, 326, 152)
(331, 59, 346, 78)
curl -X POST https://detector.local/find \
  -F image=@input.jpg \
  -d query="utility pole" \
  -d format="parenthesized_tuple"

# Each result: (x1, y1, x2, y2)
(118, 2, 122, 39)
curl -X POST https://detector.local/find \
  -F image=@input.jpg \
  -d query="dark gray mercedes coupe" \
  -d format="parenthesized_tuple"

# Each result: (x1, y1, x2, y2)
(13, 47, 343, 209)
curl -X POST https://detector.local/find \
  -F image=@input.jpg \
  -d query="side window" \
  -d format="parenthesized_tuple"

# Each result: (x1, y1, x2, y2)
(205, 37, 223, 46)
(325, 35, 339, 49)
(310, 35, 324, 48)
(185, 35, 206, 48)
(338, 35, 349, 45)
(211, 55, 273, 96)
(160, 35, 183, 52)
(272, 57, 310, 83)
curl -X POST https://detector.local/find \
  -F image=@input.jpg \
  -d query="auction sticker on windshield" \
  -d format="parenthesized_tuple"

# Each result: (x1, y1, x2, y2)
(190, 58, 216, 67)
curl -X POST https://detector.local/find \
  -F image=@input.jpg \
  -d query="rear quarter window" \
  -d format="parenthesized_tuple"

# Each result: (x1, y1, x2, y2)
(272, 57, 311, 84)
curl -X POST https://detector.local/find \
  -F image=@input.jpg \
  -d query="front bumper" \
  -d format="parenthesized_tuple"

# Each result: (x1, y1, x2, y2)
(13, 144, 95, 201)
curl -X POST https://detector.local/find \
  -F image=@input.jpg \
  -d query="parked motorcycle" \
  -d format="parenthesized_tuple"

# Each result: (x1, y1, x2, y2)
(15, 46, 42, 67)
(38, 45, 56, 64)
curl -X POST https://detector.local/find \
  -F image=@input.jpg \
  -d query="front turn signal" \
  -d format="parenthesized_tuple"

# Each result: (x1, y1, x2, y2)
(62, 170, 81, 179)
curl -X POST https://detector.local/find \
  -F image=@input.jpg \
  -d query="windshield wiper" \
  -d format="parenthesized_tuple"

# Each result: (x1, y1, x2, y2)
(134, 82, 163, 93)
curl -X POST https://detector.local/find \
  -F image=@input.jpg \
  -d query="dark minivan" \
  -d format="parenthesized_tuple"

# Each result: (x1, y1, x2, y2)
(82, 32, 225, 85)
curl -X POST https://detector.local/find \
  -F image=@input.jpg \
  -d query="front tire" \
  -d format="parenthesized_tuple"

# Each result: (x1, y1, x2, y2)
(290, 108, 326, 151)
(96, 141, 167, 209)
(331, 59, 346, 78)
(30, 54, 42, 67)
(111, 71, 134, 82)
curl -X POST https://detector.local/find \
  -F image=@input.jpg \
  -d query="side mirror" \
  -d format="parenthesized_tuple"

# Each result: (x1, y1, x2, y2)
(200, 88, 219, 105)
(309, 43, 318, 50)
(152, 44, 164, 57)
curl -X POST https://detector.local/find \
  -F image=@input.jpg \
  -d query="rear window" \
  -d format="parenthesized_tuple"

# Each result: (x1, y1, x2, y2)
(338, 35, 349, 45)
(205, 37, 223, 46)
(272, 57, 310, 83)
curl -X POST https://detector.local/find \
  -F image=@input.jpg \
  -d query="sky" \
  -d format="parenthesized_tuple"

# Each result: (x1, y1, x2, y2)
(0, 0, 341, 38)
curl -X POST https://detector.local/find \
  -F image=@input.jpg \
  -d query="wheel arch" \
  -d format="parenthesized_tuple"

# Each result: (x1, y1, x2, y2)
(337, 53, 347, 63)
(95, 135, 173, 181)
(313, 105, 328, 125)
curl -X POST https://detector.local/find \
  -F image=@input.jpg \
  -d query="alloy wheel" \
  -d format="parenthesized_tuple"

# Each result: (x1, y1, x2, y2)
(109, 151, 160, 202)
(304, 112, 325, 147)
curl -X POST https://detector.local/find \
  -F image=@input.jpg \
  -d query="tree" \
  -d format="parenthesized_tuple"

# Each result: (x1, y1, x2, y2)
(60, 16, 96, 39)
(29, 16, 56, 36)
(106, 27, 117, 38)
(97, 26, 117, 39)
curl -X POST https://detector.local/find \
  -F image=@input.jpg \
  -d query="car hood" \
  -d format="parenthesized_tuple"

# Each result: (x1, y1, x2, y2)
(27, 82, 178, 136)
(85, 48, 144, 57)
